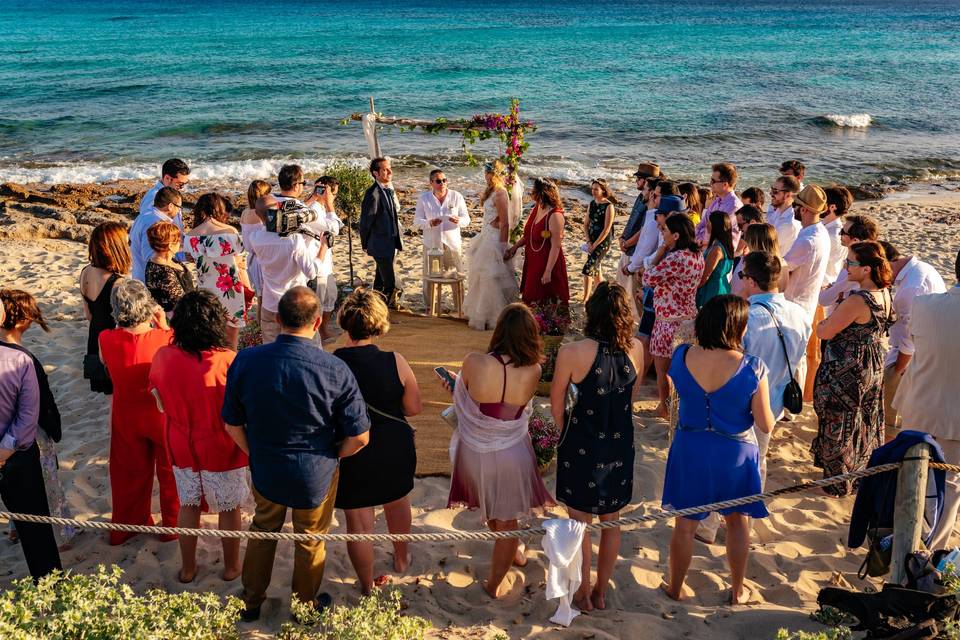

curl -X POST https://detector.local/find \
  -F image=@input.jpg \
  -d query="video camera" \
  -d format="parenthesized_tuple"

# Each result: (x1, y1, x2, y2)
(264, 199, 334, 246)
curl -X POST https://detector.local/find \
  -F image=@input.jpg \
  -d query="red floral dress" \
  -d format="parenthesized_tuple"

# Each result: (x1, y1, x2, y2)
(186, 233, 246, 328)
(642, 249, 704, 357)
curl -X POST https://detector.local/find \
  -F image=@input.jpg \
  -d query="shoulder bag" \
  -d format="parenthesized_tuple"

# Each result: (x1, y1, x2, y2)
(756, 302, 804, 415)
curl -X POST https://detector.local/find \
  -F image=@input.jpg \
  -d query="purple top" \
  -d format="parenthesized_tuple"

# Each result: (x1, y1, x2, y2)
(0, 346, 39, 451)
(696, 191, 743, 246)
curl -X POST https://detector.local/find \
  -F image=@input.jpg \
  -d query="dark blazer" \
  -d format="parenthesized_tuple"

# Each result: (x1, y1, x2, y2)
(359, 183, 403, 258)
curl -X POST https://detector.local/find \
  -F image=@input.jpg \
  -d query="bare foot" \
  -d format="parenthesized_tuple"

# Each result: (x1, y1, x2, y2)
(572, 591, 594, 612)
(393, 552, 411, 573)
(482, 580, 503, 599)
(659, 582, 684, 602)
(590, 589, 606, 610)
(728, 588, 749, 605)
(178, 567, 197, 584)
(513, 543, 527, 567)
(223, 567, 242, 582)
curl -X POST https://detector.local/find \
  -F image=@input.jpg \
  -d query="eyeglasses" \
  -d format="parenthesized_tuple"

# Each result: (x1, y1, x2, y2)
(846, 259, 862, 267)
(839, 228, 851, 237)
(736, 270, 753, 280)
(709, 178, 726, 185)
(770, 188, 785, 194)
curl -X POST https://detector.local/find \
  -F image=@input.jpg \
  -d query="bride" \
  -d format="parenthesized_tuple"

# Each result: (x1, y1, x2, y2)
(463, 161, 523, 330)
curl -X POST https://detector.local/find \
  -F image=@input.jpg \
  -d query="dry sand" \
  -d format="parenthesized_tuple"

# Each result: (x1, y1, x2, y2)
(1, 177, 958, 639)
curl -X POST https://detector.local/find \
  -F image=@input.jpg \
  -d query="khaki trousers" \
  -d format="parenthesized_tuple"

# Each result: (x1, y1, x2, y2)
(240, 470, 339, 609)
(930, 438, 960, 550)
(260, 308, 281, 344)
(882, 363, 903, 434)
(803, 305, 826, 402)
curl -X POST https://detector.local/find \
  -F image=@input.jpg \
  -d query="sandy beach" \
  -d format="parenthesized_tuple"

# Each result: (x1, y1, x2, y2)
(1, 174, 958, 639)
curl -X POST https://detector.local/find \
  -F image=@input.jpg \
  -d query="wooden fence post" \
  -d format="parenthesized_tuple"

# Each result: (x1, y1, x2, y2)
(890, 443, 931, 584)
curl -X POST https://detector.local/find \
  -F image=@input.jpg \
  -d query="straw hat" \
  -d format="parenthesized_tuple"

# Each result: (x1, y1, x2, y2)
(633, 162, 661, 179)
(794, 184, 827, 214)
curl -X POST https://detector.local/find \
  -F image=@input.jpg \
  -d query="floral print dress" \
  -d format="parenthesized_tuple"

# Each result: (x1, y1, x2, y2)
(642, 249, 705, 358)
(186, 232, 246, 328)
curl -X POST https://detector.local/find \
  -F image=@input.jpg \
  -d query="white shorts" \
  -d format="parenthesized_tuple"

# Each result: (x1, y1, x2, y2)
(172, 466, 250, 512)
(316, 273, 338, 313)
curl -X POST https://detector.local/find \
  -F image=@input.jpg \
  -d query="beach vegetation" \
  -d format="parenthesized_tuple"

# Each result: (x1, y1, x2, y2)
(280, 589, 431, 640)
(325, 162, 373, 224)
(0, 565, 243, 639)
(775, 629, 853, 640)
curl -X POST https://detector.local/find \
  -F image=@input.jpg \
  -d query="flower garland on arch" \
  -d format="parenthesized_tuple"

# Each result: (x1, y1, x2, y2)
(345, 98, 536, 187)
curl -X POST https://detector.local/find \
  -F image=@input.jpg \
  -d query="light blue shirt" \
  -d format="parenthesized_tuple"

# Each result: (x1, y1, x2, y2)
(139, 180, 163, 216)
(743, 292, 811, 419)
(129, 207, 184, 281)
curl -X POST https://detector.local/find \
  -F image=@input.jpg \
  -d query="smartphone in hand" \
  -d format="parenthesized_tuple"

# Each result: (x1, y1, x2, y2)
(434, 366, 456, 390)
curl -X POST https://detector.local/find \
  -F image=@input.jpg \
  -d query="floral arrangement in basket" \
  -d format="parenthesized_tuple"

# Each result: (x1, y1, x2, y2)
(530, 299, 572, 337)
(528, 407, 560, 469)
(237, 316, 262, 350)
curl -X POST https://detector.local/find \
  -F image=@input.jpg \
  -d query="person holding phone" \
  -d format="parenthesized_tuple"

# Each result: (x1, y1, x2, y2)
(441, 303, 554, 599)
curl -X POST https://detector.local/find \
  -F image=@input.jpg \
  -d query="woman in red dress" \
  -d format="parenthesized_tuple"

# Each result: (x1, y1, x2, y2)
(149, 290, 248, 583)
(505, 178, 569, 305)
(99, 278, 179, 545)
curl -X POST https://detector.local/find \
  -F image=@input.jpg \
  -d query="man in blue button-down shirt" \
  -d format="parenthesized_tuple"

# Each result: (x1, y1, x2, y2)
(129, 186, 184, 282)
(223, 286, 370, 620)
(138, 158, 190, 215)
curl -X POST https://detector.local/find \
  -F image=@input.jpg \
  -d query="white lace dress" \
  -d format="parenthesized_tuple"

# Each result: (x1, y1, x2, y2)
(463, 194, 519, 330)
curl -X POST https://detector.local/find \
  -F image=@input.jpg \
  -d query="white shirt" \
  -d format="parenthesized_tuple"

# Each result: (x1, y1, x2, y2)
(822, 218, 846, 283)
(818, 268, 859, 311)
(626, 209, 661, 273)
(414, 190, 470, 251)
(247, 227, 322, 313)
(782, 222, 830, 322)
(766, 204, 800, 255)
(302, 202, 341, 277)
(886, 257, 947, 367)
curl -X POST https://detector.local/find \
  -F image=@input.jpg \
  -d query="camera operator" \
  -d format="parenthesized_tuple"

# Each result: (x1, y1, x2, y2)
(306, 176, 343, 341)
(275, 164, 323, 209)
(248, 194, 328, 344)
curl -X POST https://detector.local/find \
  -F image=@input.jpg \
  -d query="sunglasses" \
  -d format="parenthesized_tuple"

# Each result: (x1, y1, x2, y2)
(770, 187, 785, 194)
(433, 178, 448, 184)
(846, 259, 862, 267)
(736, 270, 753, 280)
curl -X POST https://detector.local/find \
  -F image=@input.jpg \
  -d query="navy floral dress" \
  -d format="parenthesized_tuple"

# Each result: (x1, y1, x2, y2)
(582, 201, 613, 277)
(557, 339, 637, 514)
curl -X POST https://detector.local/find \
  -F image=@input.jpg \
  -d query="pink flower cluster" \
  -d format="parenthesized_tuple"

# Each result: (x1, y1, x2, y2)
(214, 263, 243, 297)
(528, 410, 560, 467)
(531, 300, 572, 337)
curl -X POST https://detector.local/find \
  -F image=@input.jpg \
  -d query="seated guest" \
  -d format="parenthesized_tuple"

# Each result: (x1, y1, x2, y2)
(185, 193, 250, 351)
(145, 221, 194, 318)
(879, 241, 946, 438)
(223, 286, 370, 620)
(0, 300, 63, 579)
(818, 214, 880, 312)
(642, 214, 705, 419)
(130, 186, 184, 282)
(661, 295, 775, 604)
(812, 241, 893, 496)
(79, 221, 131, 394)
(149, 290, 248, 584)
(0, 290, 76, 547)
(333, 288, 422, 594)
(696, 210, 735, 308)
(738, 253, 810, 481)
(551, 282, 643, 612)
(443, 303, 554, 599)
(98, 279, 178, 545)
(893, 249, 960, 548)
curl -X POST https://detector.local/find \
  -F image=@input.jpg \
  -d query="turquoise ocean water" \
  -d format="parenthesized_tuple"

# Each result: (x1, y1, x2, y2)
(1, 0, 959, 188)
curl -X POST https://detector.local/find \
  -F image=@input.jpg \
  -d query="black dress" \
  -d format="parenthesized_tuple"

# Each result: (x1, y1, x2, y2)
(333, 345, 417, 509)
(145, 260, 194, 313)
(82, 272, 119, 394)
(556, 339, 637, 515)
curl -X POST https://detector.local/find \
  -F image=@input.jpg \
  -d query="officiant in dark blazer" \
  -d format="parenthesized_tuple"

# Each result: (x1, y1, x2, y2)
(359, 157, 404, 309)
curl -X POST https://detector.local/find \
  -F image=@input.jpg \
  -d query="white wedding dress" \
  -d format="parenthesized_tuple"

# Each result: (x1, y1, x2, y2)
(463, 184, 522, 330)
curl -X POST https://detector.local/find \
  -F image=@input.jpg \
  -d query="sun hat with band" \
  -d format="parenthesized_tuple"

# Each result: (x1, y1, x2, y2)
(794, 184, 828, 214)
(632, 162, 661, 179)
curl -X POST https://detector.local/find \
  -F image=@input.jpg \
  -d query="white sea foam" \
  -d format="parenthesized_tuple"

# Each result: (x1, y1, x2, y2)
(0, 157, 363, 185)
(822, 113, 873, 128)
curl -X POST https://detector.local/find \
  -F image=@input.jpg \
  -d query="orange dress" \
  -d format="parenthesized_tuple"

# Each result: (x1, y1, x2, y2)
(99, 327, 179, 545)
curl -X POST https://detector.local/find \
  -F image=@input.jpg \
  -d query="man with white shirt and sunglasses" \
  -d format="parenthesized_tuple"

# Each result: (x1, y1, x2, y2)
(414, 169, 469, 304)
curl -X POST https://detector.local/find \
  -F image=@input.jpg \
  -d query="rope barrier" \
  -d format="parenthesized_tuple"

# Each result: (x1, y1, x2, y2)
(0, 462, 910, 543)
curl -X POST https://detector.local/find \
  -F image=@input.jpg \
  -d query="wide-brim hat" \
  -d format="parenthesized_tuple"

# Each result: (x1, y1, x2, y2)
(633, 162, 661, 179)
(657, 195, 685, 215)
(794, 184, 828, 214)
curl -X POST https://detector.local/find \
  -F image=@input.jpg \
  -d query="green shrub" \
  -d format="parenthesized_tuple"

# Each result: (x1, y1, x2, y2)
(279, 589, 431, 640)
(0, 565, 243, 639)
(775, 629, 853, 640)
(324, 162, 373, 224)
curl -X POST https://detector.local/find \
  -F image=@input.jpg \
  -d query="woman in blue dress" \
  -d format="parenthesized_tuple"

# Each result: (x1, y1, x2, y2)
(661, 294, 775, 605)
(551, 282, 643, 612)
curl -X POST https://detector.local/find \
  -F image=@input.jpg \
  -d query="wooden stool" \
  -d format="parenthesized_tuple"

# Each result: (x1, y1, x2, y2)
(423, 275, 464, 317)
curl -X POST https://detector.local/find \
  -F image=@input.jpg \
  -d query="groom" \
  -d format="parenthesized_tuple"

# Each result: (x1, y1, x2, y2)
(360, 157, 404, 309)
